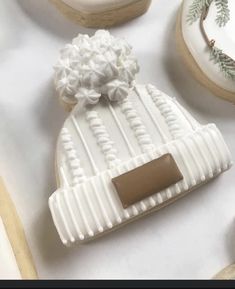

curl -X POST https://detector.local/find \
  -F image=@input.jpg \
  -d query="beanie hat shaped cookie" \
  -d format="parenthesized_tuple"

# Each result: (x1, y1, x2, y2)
(177, 0, 235, 103)
(49, 30, 232, 246)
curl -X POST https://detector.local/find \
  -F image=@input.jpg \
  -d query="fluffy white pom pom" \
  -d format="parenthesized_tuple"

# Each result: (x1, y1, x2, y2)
(54, 30, 139, 107)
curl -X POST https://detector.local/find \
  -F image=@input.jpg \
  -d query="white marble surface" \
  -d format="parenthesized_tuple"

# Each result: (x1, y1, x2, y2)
(0, 0, 234, 279)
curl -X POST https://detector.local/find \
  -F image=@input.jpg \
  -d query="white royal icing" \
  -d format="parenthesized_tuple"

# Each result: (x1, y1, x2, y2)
(49, 31, 233, 245)
(54, 30, 139, 108)
(0, 218, 21, 279)
(181, 0, 235, 93)
(60, 0, 138, 13)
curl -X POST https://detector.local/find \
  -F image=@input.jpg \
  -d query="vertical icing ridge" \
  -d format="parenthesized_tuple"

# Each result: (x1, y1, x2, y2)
(86, 110, 121, 169)
(61, 127, 86, 185)
(119, 98, 155, 152)
(107, 100, 136, 157)
(71, 115, 99, 174)
(147, 84, 185, 139)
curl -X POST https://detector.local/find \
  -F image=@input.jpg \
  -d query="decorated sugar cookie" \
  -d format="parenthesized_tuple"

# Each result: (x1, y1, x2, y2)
(176, 0, 235, 103)
(49, 30, 232, 246)
(51, 0, 152, 28)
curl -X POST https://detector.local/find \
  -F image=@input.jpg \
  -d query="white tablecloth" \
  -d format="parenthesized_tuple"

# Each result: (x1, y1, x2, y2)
(0, 0, 234, 279)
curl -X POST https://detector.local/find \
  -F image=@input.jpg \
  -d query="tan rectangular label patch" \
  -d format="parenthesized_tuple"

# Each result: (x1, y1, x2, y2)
(112, 153, 183, 208)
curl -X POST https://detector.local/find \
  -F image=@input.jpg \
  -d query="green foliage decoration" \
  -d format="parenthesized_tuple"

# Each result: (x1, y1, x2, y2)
(210, 47, 235, 79)
(187, 0, 234, 80)
(187, 0, 230, 26)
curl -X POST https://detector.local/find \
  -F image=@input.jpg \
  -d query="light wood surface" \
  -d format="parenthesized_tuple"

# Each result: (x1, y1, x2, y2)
(0, 178, 38, 279)
(214, 264, 235, 280)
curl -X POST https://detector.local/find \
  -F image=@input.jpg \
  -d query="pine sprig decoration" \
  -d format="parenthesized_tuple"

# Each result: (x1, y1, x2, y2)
(214, 0, 230, 26)
(187, 0, 212, 24)
(187, 0, 205, 23)
(210, 46, 235, 79)
(187, 0, 230, 26)
(187, 0, 234, 80)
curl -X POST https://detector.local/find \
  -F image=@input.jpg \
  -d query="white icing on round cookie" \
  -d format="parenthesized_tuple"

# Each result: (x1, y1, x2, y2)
(49, 31, 233, 246)
(181, 0, 235, 93)
(61, 0, 138, 13)
(0, 218, 21, 279)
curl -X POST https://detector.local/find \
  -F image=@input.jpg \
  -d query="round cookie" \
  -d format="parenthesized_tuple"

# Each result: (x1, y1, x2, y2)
(50, 0, 152, 28)
(176, 0, 235, 103)
(49, 30, 232, 246)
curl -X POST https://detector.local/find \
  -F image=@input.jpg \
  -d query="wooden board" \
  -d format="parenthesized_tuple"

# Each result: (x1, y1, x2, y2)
(0, 178, 38, 279)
